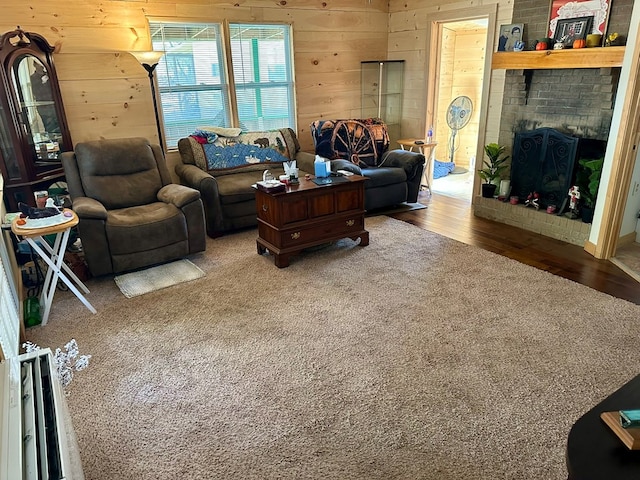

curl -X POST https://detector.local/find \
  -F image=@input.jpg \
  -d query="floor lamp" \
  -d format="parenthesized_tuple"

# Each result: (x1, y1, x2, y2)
(131, 51, 165, 153)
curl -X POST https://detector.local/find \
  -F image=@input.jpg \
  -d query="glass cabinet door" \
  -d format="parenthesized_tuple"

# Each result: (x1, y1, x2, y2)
(0, 27, 71, 210)
(361, 60, 404, 146)
(12, 54, 64, 164)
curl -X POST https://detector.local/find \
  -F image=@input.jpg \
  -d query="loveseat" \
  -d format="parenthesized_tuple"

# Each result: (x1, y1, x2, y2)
(310, 118, 425, 211)
(177, 127, 316, 237)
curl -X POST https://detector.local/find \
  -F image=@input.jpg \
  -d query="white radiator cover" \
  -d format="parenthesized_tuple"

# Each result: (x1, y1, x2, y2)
(0, 349, 84, 480)
(0, 173, 84, 479)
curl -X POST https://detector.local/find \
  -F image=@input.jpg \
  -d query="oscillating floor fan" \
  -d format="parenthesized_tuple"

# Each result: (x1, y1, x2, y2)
(446, 95, 473, 164)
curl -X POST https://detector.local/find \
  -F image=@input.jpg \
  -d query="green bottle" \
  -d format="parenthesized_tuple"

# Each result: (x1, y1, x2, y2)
(23, 296, 41, 327)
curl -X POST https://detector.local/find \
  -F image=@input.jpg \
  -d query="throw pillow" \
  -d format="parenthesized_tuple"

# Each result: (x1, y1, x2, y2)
(310, 118, 389, 168)
(196, 126, 242, 137)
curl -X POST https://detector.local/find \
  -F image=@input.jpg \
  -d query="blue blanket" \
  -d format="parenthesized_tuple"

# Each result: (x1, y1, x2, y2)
(202, 143, 289, 170)
(433, 160, 455, 179)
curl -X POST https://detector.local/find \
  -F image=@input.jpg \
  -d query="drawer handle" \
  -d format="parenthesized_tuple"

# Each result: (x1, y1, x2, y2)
(346, 219, 355, 226)
(262, 204, 268, 212)
(291, 232, 301, 240)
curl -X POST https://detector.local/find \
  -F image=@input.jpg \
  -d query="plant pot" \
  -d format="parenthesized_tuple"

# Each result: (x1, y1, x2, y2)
(481, 183, 497, 198)
(581, 205, 594, 223)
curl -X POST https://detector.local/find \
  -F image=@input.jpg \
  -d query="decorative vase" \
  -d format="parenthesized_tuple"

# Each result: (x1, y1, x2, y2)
(586, 34, 603, 48)
(481, 183, 497, 198)
(499, 180, 511, 197)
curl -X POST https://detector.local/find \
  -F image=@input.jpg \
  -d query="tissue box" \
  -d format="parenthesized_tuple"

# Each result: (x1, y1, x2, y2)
(314, 160, 329, 178)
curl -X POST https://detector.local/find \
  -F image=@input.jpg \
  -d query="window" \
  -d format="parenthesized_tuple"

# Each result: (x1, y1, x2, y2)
(150, 21, 295, 149)
(229, 24, 295, 133)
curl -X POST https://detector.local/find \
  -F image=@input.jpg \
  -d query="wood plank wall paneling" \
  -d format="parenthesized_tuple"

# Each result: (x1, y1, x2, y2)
(436, 26, 455, 159)
(435, 27, 487, 168)
(388, 0, 513, 155)
(1, 0, 514, 184)
(449, 29, 485, 169)
(0, 1, 389, 181)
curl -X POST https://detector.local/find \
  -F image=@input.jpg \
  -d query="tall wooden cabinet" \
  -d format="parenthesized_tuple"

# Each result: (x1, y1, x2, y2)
(361, 60, 404, 146)
(0, 27, 72, 211)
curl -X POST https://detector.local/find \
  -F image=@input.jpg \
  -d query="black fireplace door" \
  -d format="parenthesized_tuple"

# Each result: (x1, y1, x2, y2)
(510, 127, 578, 210)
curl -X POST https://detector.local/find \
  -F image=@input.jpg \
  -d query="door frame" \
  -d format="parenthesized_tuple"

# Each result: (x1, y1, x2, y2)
(586, 27, 640, 259)
(424, 5, 498, 198)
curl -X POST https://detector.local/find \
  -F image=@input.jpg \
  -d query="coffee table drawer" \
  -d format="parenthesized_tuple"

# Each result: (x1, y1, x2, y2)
(280, 216, 364, 247)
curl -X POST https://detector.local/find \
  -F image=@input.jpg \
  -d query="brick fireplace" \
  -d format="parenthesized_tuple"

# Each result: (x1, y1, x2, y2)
(472, 0, 632, 246)
(474, 66, 619, 246)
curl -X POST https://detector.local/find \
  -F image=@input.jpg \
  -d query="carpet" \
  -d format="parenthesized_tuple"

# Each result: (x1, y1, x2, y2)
(25, 217, 640, 479)
(113, 259, 205, 298)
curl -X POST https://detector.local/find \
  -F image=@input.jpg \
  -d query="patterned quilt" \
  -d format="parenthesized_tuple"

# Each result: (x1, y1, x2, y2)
(189, 128, 299, 172)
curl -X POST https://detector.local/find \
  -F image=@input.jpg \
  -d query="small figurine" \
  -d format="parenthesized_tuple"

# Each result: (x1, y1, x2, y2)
(568, 185, 581, 217)
(524, 192, 540, 210)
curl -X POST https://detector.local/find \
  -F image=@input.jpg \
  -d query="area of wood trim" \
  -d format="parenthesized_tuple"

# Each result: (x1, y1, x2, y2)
(618, 231, 637, 247)
(584, 240, 597, 256)
(491, 46, 625, 70)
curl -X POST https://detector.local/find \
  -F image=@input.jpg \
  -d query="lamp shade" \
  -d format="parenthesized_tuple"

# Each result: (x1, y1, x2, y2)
(130, 51, 165, 67)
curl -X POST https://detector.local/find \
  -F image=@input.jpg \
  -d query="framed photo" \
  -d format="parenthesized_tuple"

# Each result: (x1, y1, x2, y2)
(548, 0, 610, 39)
(553, 16, 593, 47)
(497, 23, 524, 52)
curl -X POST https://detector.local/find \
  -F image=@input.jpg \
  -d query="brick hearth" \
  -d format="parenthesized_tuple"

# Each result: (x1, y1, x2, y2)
(473, 196, 591, 246)
(479, 0, 633, 245)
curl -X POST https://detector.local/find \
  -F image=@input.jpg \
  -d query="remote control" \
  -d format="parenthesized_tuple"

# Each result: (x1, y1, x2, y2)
(336, 169, 354, 176)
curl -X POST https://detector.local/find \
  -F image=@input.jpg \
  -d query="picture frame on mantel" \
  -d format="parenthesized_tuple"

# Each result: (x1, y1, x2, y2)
(548, 0, 611, 39)
(553, 15, 594, 47)
(497, 23, 524, 51)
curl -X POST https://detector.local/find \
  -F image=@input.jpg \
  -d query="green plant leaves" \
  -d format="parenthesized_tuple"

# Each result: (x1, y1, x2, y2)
(478, 143, 509, 184)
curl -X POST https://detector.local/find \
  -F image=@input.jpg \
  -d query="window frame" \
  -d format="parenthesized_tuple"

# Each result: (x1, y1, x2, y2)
(147, 18, 297, 150)
(227, 22, 297, 133)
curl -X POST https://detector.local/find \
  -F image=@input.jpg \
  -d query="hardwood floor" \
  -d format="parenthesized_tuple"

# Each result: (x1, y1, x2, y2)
(388, 192, 640, 305)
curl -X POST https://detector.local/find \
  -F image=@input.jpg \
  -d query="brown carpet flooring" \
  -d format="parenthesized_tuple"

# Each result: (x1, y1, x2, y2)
(26, 216, 640, 479)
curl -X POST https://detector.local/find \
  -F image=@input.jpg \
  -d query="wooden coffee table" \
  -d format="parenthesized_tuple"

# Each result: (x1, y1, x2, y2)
(254, 175, 369, 267)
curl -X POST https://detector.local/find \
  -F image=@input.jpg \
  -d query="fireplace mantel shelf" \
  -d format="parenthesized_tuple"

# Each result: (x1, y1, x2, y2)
(491, 46, 625, 70)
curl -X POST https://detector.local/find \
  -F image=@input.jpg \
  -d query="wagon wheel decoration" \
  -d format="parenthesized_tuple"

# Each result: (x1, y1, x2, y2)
(329, 120, 377, 166)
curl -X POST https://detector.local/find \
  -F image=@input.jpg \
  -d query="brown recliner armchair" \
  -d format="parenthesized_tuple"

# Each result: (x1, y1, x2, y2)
(61, 137, 206, 277)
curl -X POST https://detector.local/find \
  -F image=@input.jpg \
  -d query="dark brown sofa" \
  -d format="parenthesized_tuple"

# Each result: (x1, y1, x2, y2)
(61, 137, 206, 277)
(310, 119, 425, 210)
(176, 128, 315, 237)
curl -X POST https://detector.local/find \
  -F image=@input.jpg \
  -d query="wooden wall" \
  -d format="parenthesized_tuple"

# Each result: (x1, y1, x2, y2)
(435, 27, 486, 169)
(0, 0, 389, 178)
(388, 0, 514, 159)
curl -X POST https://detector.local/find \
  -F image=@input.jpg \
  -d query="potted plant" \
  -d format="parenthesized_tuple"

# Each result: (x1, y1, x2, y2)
(575, 157, 604, 223)
(478, 143, 509, 198)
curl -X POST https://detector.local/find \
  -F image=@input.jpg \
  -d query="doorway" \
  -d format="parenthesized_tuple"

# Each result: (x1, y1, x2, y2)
(430, 18, 488, 201)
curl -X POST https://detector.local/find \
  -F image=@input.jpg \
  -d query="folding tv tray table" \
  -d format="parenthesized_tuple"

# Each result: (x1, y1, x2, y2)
(12, 209, 96, 325)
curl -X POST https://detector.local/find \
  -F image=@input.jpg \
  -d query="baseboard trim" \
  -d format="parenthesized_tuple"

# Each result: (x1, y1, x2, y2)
(618, 231, 637, 247)
(584, 240, 597, 257)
